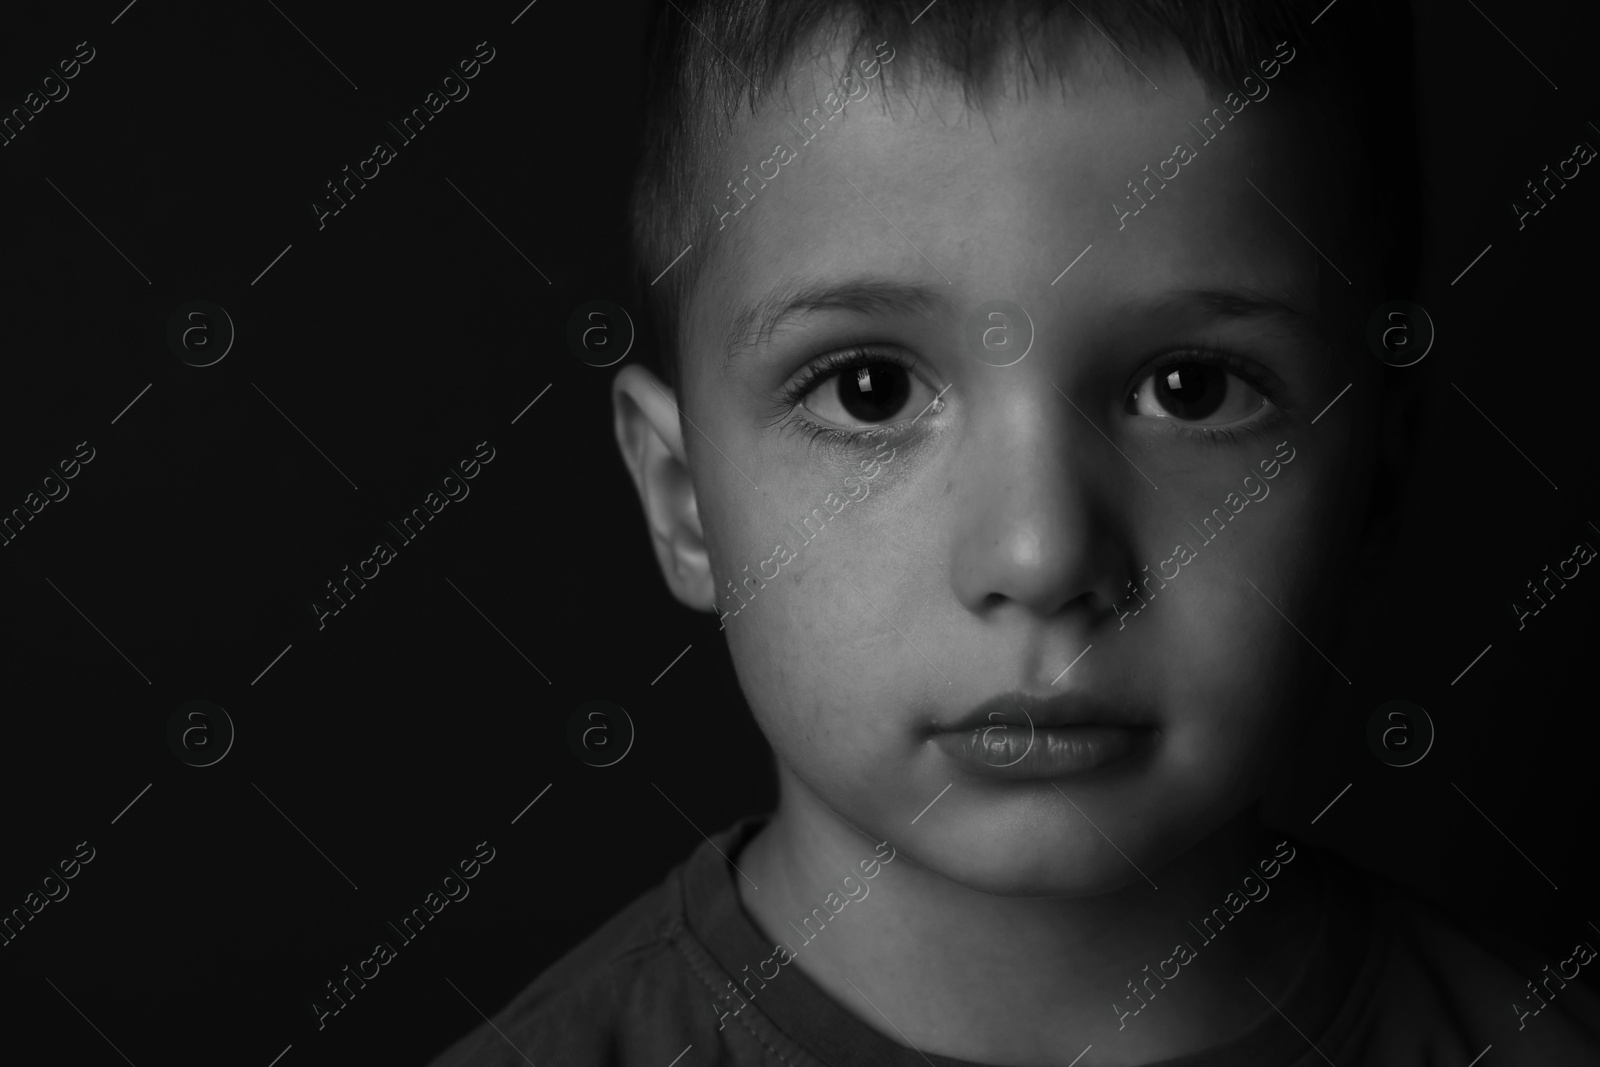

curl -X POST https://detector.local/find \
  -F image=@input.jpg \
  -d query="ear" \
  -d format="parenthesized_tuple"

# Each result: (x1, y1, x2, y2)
(611, 363, 716, 613)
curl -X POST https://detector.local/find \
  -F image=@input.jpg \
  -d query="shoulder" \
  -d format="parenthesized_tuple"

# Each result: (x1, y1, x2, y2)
(1327, 857, 1600, 1065)
(425, 865, 713, 1067)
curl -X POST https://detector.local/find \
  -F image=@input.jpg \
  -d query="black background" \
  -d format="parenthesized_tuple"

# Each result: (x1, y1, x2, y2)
(0, 1, 1596, 1065)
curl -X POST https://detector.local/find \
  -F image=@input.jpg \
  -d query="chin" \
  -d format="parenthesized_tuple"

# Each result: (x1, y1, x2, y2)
(896, 805, 1163, 898)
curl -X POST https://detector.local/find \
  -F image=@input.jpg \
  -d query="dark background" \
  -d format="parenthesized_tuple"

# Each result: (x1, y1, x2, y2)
(0, 1, 1596, 1064)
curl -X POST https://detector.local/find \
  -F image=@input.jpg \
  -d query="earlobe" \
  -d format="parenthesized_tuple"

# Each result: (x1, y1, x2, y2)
(612, 364, 715, 613)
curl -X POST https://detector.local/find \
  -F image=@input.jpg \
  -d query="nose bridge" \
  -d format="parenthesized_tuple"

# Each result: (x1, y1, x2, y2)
(962, 376, 1066, 510)
(947, 371, 1120, 617)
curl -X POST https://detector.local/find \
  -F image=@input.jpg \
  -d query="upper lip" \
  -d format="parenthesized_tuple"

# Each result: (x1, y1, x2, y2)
(930, 690, 1153, 735)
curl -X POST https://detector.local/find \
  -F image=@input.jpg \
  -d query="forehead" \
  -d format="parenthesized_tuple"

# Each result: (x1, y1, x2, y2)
(683, 45, 1356, 374)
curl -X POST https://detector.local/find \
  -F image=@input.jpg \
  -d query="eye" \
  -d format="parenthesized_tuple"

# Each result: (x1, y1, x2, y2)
(1128, 358, 1267, 425)
(795, 353, 932, 429)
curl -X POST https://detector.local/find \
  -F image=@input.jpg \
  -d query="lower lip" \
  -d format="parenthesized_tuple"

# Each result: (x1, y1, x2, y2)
(930, 724, 1153, 779)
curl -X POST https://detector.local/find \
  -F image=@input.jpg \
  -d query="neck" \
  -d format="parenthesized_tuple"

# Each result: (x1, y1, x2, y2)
(736, 766, 1326, 1065)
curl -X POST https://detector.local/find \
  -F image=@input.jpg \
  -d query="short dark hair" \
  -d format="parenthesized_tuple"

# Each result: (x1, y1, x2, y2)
(627, 0, 1424, 389)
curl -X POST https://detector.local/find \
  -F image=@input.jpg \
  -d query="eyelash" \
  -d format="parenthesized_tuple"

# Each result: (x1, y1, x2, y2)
(771, 344, 1285, 451)
(772, 346, 925, 451)
(1171, 417, 1282, 449)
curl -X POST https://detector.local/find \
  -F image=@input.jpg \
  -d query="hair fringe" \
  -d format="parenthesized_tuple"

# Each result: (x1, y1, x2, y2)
(627, 0, 1422, 388)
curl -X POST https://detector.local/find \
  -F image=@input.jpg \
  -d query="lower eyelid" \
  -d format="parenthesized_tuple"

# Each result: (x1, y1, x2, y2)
(1172, 405, 1283, 445)
(779, 400, 938, 454)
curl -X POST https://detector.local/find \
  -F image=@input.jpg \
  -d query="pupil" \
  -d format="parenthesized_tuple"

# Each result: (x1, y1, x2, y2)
(838, 361, 910, 422)
(1154, 363, 1226, 420)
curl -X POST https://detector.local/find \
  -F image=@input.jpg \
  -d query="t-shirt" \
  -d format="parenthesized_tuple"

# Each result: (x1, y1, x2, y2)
(426, 816, 1600, 1066)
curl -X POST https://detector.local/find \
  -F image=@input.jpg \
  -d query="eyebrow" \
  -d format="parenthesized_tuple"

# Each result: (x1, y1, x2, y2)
(1119, 287, 1329, 338)
(721, 281, 1326, 369)
(723, 278, 954, 369)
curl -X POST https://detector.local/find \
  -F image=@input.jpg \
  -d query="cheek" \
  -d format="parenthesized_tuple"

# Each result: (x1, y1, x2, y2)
(1138, 481, 1337, 763)
(717, 488, 929, 789)
(1152, 583, 1291, 719)
(729, 617, 906, 815)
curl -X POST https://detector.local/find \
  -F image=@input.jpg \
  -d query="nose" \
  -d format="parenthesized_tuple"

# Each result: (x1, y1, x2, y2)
(947, 383, 1135, 622)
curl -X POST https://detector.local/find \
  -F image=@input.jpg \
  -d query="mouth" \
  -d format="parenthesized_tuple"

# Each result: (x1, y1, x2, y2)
(926, 691, 1158, 779)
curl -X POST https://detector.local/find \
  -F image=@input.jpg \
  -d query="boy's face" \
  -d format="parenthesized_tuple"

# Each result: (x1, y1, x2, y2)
(645, 43, 1386, 895)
